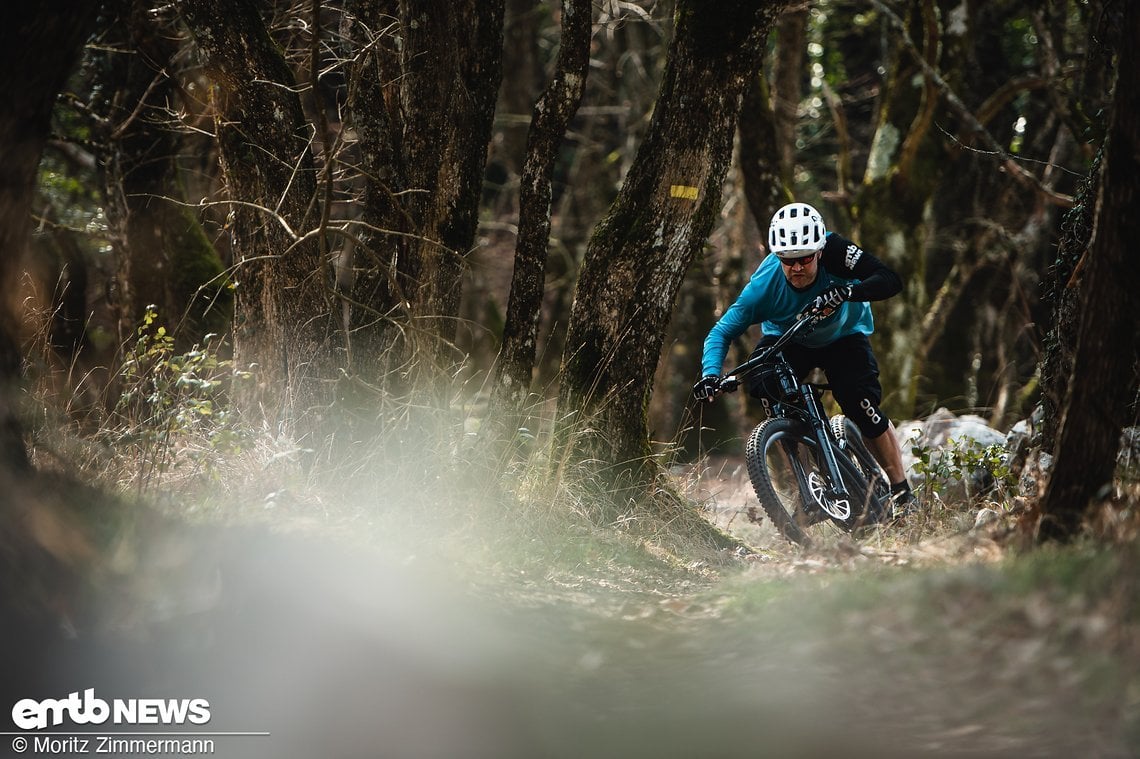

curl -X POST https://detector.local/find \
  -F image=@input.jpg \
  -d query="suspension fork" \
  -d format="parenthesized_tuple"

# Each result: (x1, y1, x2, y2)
(799, 383, 849, 502)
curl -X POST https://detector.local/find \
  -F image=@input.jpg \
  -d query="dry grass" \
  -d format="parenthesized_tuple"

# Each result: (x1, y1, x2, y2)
(11, 320, 1140, 757)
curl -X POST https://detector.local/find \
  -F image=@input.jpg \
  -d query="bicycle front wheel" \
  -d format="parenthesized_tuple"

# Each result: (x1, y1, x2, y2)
(745, 417, 874, 547)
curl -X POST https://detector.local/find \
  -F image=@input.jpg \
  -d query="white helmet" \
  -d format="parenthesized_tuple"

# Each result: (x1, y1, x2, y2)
(768, 202, 826, 255)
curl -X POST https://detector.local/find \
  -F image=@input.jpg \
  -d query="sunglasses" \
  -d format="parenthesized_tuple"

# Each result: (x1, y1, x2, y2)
(777, 251, 818, 268)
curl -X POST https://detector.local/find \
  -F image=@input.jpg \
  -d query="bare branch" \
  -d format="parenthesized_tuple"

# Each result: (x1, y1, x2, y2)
(895, 0, 939, 179)
(870, 0, 1074, 207)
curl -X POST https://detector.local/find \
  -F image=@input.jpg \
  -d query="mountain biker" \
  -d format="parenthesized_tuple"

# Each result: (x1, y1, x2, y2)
(692, 201, 918, 518)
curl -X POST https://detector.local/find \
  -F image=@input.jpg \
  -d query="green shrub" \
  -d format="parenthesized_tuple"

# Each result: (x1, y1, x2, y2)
(108, 307, 248, 491)
(910, 434, 1019, 504)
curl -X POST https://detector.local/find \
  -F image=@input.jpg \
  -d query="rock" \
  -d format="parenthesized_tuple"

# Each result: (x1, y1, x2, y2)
(1118, 427, 1140, 476)
(1007, 425, 1138, 499)
(973, 507, 1002, 530)
(1018, 449, 1053, 498)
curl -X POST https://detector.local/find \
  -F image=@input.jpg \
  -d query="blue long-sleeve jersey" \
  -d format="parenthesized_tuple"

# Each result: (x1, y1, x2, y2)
(700, 232, 902, 377)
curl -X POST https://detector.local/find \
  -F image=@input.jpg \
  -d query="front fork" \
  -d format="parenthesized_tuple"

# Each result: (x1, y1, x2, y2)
(799, 382, 850, 504)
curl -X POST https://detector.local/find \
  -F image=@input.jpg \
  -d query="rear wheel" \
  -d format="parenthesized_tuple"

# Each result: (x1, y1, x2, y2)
(745, 418, 876, 546)
(831, 415, 890, 521)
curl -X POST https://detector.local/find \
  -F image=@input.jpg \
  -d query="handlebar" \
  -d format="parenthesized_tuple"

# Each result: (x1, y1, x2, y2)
(716, 307, 824, 393)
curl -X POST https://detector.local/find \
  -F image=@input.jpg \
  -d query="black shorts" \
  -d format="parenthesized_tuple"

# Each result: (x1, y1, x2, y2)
(745, 332, 890, 437)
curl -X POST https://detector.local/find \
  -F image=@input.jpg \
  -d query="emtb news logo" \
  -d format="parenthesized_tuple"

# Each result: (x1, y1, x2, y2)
(11, 689, 210, 730)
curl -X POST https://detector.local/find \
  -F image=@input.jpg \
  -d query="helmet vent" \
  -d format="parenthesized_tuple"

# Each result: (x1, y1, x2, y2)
(767, 202, 827, 254)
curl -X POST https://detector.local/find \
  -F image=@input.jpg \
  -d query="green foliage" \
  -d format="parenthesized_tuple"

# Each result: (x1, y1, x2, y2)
(36, 154, 105, 239)
(1001, 15, 1039, 71)
(910, 433, 1018, 503)
(109, 307, 248, 490)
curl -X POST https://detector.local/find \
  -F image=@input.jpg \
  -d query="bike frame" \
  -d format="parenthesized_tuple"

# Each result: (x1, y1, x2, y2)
(719, 312, 852, 506)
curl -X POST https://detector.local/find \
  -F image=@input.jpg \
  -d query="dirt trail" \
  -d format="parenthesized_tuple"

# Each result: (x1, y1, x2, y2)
(7, 459, 1135, 757)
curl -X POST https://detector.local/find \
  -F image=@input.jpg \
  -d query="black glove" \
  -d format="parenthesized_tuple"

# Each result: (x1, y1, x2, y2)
(811, 284, 853, 312)
(692, 375, 721, 403)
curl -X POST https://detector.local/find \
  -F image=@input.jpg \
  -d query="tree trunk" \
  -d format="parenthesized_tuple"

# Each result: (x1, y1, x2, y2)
(739, 71, 792, 237)
(1037, 0, 1117, 452)
(771, 7, 807, 184)
(489, 0, 593, 427)
(178, 0, 342, 432)
(340, 0, 504, 398)
(396, 0, 505, 364)
(0, 3, 99, 473)
(554, 0, 787, 494)
(97, 0, 228, 347)
(1038, 1, 1140, 540)
(340, 0, 412, 398)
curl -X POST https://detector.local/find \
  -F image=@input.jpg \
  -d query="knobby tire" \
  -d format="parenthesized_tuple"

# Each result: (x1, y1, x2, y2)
(745, 417, 881, 546)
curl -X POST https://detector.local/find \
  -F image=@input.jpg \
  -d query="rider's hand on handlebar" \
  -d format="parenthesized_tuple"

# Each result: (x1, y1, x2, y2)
(811, 284, 853, 313)
(692, 375, 721, 403)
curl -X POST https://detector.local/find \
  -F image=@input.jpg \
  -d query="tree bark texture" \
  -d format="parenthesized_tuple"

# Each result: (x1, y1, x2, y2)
(394, 0, 505, 351)
(0, 3, 99, 473)
(555, 0, 787, 485)
(342, 0, 504, 393)
(1037, 149, 1100, 451)
(178, 0, 342, 429)
(1037, 0, 1118, 451)
(490, 0, 593, 418)
(1038, 1, 1140, 540)
(341, 0, 412, 392)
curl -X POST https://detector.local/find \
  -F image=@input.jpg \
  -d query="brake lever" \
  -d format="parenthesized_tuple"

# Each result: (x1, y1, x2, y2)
(718, 375, 741, 394)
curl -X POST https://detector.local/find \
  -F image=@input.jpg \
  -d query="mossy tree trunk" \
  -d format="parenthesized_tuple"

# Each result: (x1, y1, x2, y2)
(554, 0, 787, 500)
(178, 0, 343, 434)
(1038, 1, 1140, 540)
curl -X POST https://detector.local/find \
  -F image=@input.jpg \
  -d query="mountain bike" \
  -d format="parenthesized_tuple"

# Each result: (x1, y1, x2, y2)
(712, 308, 891, 546)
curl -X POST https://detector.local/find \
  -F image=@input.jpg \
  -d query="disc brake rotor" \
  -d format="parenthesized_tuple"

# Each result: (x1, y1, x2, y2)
(807, 472, 851, 520)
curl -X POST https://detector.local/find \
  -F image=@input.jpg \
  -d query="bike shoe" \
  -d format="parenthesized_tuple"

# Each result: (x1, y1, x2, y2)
(887, 487, 920, 522)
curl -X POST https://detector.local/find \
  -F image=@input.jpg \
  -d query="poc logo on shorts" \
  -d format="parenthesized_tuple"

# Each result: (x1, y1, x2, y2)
(860, 398, 882, 426)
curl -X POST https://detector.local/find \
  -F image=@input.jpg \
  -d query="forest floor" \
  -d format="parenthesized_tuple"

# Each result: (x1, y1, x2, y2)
(435, 454, 1140, 758)
(11, 449, 1140, 758)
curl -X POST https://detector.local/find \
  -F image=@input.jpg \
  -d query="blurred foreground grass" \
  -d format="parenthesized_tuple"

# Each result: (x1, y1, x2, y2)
(11, 470, 1138, 758)
(9, 398, 1140, 758)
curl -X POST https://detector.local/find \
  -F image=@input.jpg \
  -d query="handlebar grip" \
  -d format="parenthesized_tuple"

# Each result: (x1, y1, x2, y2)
(719, 376, 741, 393)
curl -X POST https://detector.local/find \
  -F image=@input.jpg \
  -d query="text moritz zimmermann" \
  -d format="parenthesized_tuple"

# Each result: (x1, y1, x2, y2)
(34, 735, 215, 755)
